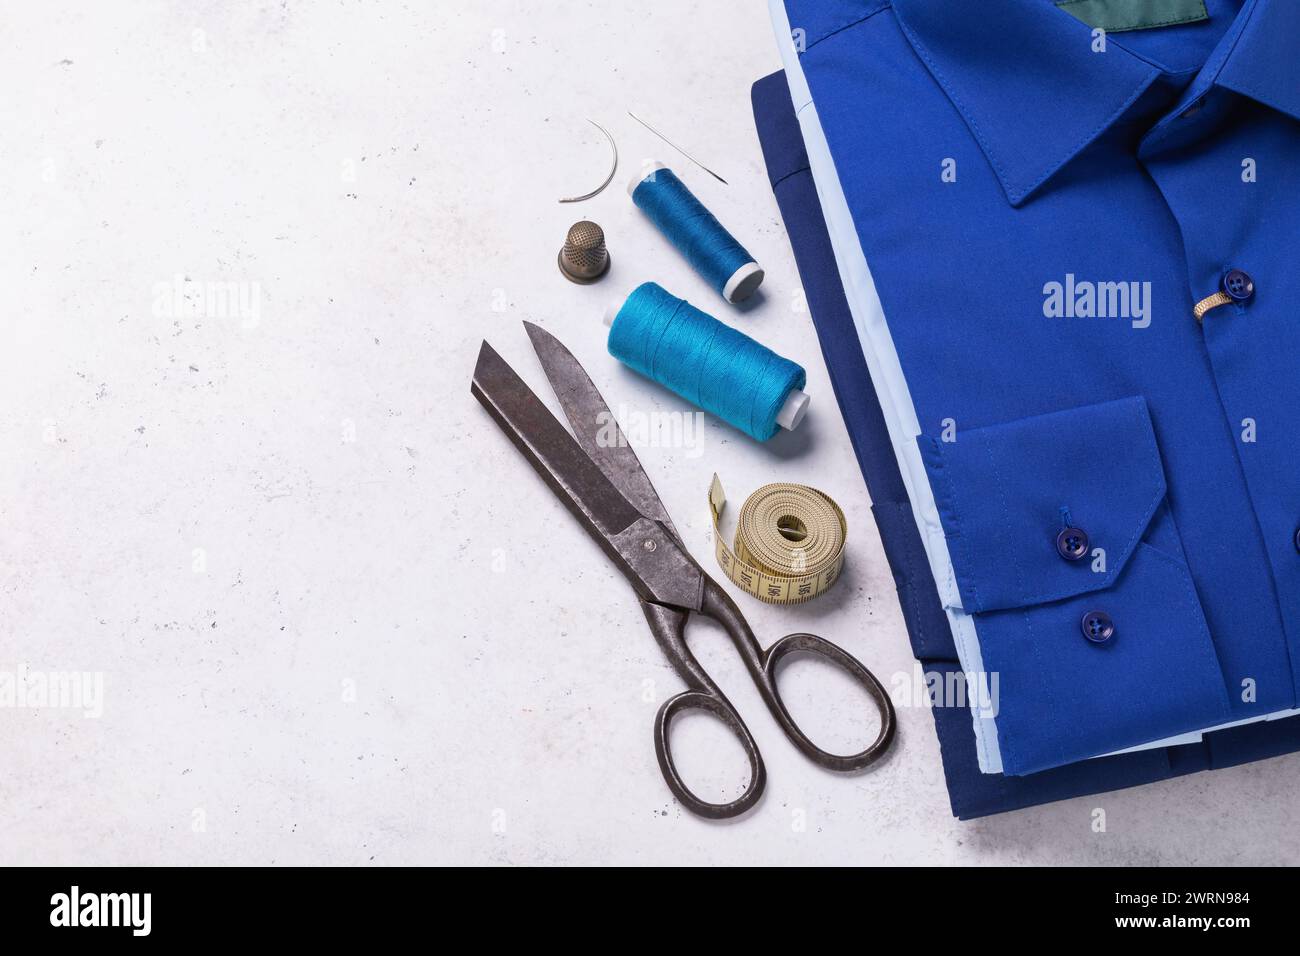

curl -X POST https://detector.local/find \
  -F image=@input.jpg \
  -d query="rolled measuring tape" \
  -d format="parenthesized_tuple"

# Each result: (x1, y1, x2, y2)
(708, 475, 846, 605)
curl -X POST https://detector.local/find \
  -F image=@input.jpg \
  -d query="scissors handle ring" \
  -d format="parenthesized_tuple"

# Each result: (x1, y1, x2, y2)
(652, 690, 766, 820)
(759, 632, 897, 772)
(643, 582, 896, 820)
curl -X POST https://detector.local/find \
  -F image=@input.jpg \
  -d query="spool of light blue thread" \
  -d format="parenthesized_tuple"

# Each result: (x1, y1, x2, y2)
(629, 163, 765, 304)
(604, 282, 809, 441)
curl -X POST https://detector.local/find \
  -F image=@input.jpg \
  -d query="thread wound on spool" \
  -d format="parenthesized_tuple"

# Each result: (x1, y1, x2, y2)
(607, 282, 805, 441)
(630, 166, 763, 303)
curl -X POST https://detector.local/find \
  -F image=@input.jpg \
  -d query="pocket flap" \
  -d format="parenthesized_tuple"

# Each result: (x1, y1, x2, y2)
(917, 396, 1166, 613)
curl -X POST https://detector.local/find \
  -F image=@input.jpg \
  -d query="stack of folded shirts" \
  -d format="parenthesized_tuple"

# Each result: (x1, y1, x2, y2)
(751, 0, 1300, 818)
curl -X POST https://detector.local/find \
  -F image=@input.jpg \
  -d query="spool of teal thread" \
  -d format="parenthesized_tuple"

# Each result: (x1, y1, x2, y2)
(605, 282, 809, 441)
(629, 163, 765, 304)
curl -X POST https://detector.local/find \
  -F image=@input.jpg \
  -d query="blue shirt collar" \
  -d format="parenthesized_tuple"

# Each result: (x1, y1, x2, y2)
(890, 0, 1300, 206)
(1215, 0, 1300, 122)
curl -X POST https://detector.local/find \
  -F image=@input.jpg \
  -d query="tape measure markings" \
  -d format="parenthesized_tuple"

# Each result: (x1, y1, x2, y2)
(708, 475, 846, 605)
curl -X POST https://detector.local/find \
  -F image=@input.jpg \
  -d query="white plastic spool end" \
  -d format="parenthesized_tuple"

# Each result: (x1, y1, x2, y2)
(724, 261, 765, 303)
(776, 388, 810, 431)
(627, 161, 669, 199)
(602, 303, 620, 329)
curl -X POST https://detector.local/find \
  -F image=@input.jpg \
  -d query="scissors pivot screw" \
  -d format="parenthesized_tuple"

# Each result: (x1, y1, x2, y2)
(643, 539, 657, 552)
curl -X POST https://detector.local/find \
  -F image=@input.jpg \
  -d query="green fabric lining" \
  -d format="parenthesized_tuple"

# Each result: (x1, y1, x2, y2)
(1056, 0, 1209, 32)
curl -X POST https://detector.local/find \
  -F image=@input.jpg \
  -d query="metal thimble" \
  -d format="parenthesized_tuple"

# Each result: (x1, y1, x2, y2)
(557, 220, 610, 284)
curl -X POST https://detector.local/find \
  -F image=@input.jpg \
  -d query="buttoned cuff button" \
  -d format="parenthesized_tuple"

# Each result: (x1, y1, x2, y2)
(1056, 526, 1089, 561)
(1223, 269, 1254, 302)
(1081, 610, 1115, 644)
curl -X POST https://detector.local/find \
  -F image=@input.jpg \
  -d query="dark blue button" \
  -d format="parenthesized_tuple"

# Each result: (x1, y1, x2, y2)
(1223, 269, 1254, 302)
(1056, 526, 1089, 561)
(1081, 610, 1115, 644)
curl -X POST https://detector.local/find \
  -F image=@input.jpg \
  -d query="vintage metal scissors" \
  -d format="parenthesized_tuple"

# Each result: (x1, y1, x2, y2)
(471, 322, 896, 819)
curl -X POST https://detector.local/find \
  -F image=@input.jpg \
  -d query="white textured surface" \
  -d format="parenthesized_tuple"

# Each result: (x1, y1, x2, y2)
(2, 0, 1298, 866)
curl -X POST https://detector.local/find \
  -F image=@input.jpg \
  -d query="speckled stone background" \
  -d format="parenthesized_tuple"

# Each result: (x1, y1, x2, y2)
(3, 1, 1296, 865)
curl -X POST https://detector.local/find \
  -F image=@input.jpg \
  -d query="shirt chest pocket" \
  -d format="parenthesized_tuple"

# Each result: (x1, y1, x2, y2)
(919, 395, 1232, 775)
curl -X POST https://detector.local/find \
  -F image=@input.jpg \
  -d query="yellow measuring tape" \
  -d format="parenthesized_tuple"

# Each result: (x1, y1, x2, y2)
(708, 475, 846, 605)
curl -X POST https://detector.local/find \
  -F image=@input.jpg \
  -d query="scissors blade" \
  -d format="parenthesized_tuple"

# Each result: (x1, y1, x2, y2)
(472, 340, 703, 609)
(522, 320, 681, 542)
(472, 339, 644, 540)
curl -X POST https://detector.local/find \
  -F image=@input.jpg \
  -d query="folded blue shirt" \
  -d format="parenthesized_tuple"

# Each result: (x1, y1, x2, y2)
(752, 65, 1300, 818)
(763, 0, 1300, 778)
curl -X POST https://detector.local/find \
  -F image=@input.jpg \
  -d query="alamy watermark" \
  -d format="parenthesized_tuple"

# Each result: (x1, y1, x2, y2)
(891, 662, 999, 718)
(0, 664, 104, 718)
(596, 405, 704, 458)
(152, 275, 261, 328)
(1043, 274, 1151, 328)
(50, 886, 150, 936)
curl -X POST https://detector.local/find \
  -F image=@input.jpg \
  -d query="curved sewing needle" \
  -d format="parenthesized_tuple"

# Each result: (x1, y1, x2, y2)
(558, 119, 618, 203)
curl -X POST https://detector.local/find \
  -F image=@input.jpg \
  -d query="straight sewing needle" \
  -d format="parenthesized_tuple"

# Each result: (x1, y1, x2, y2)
(627, 112, 728, 185)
